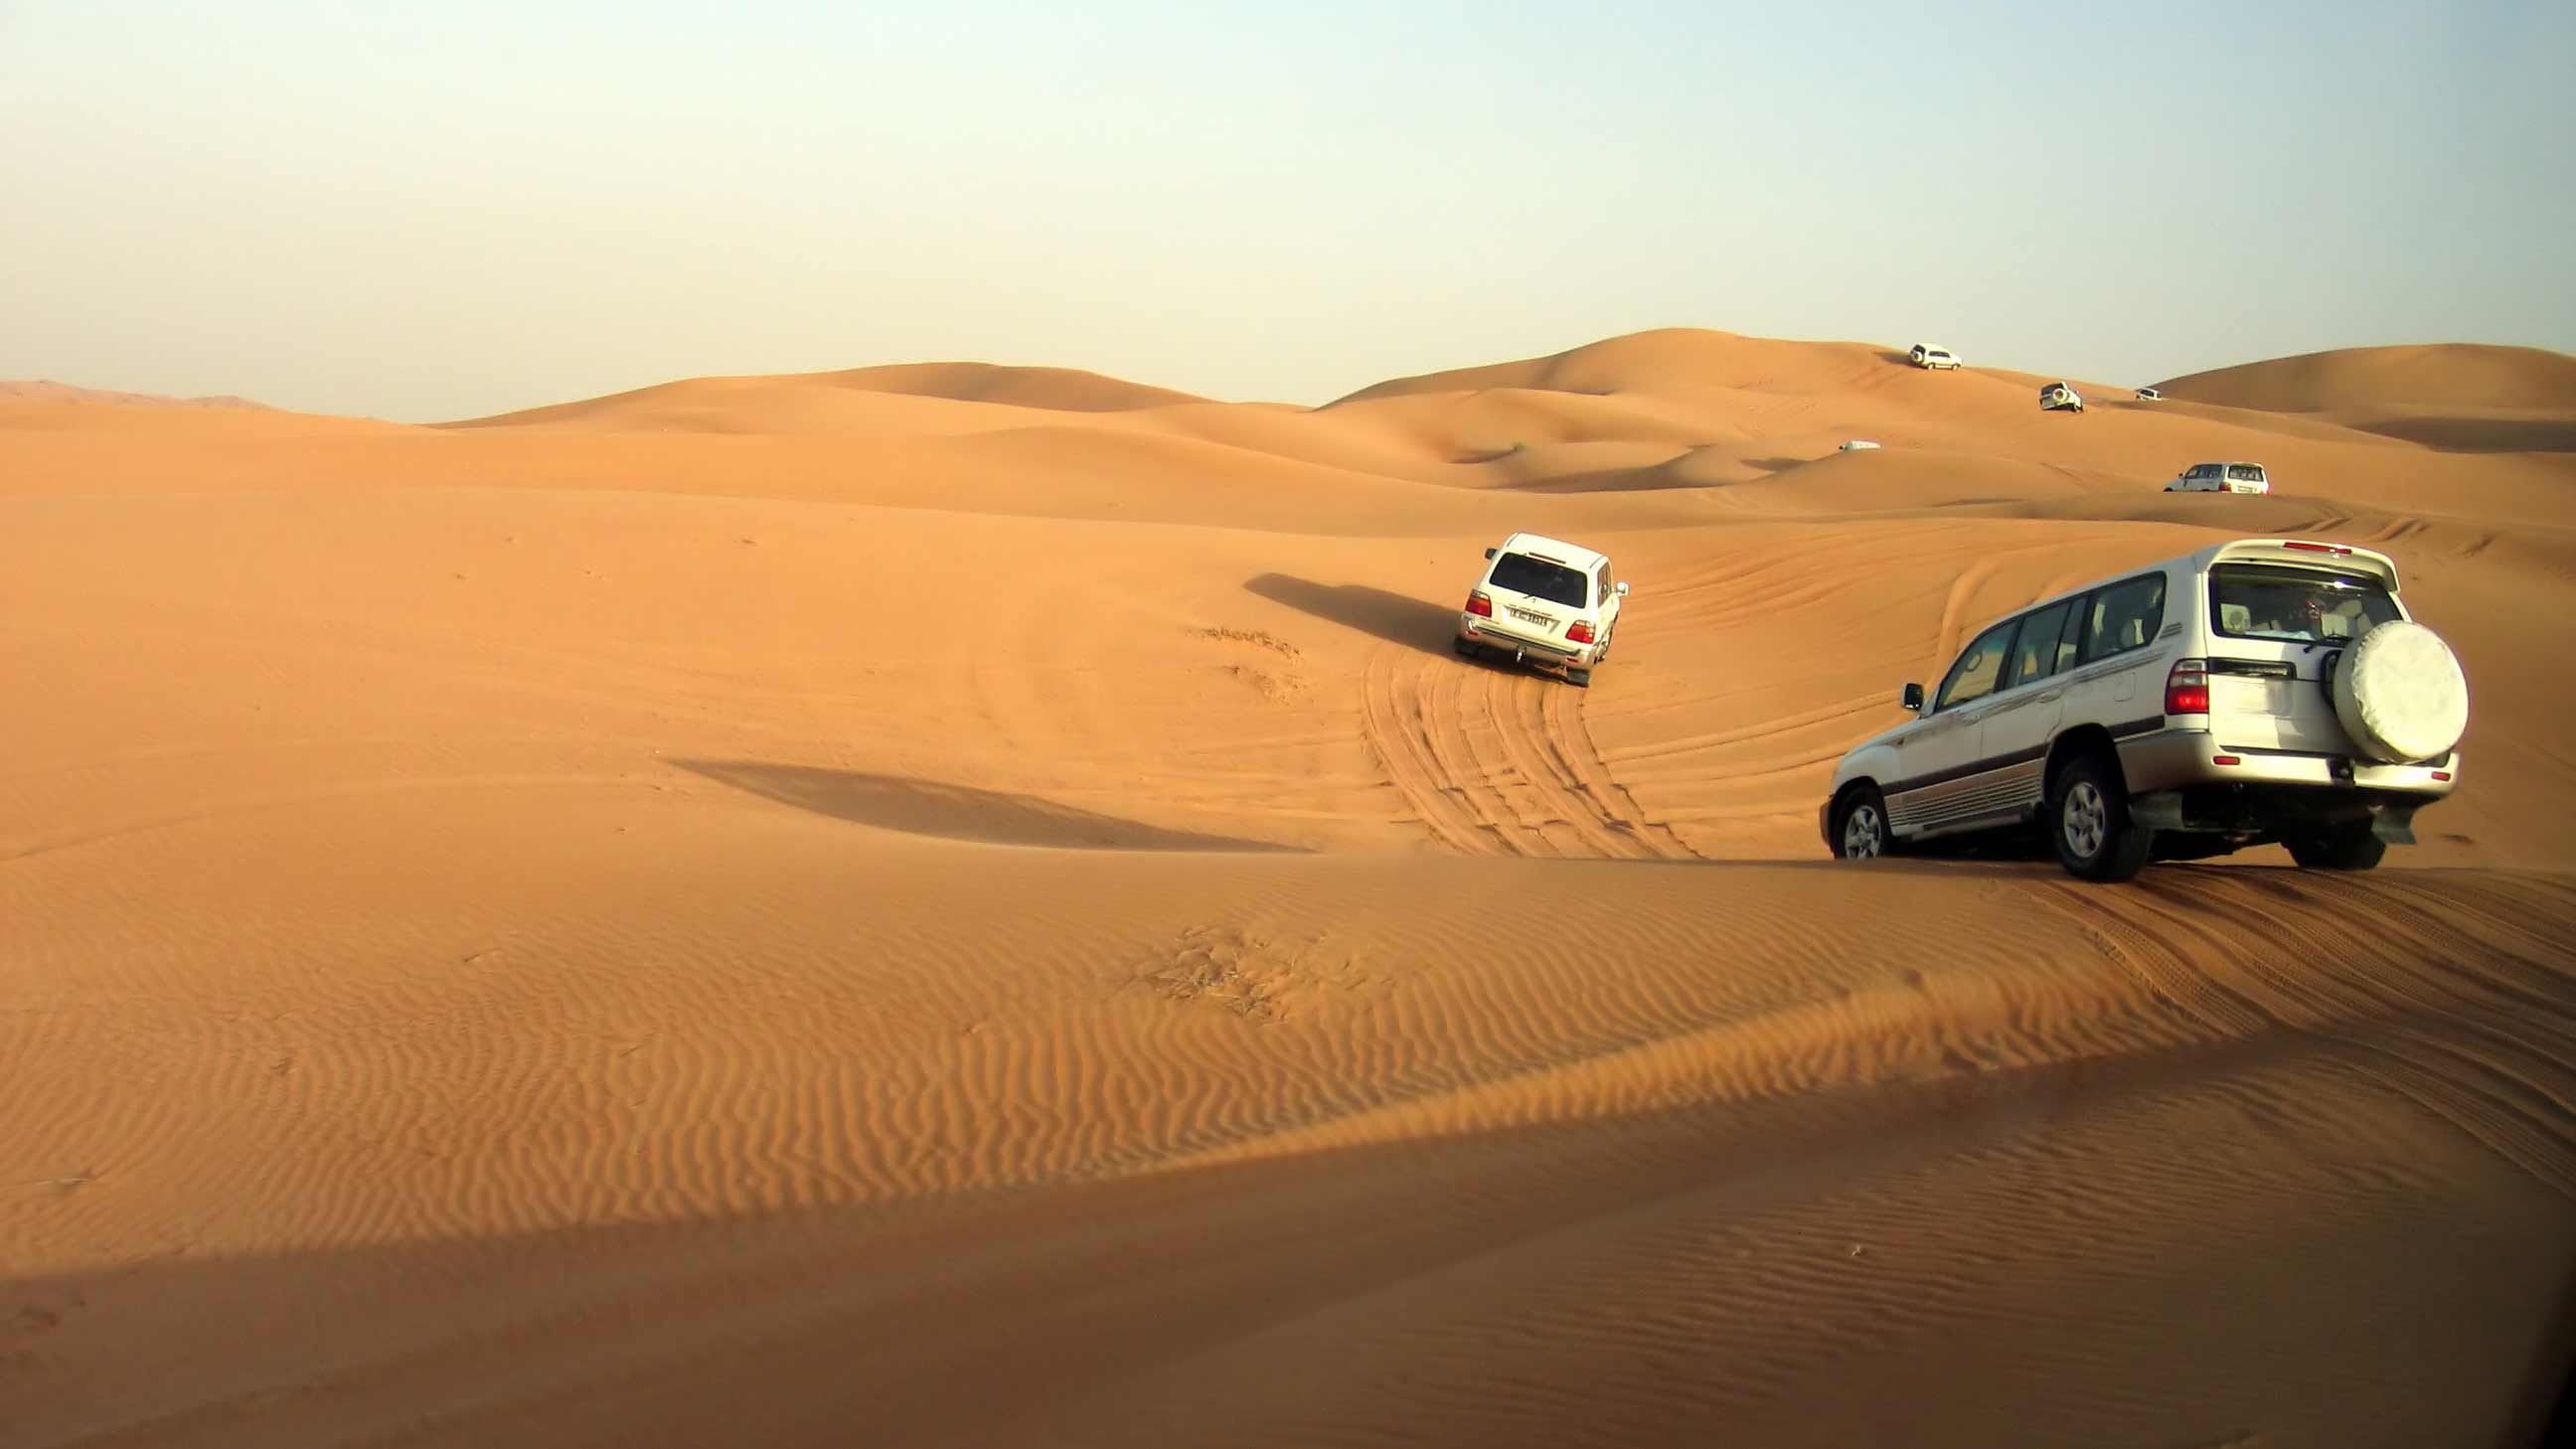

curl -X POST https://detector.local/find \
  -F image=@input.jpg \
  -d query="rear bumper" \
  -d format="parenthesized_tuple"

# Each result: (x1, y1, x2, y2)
(2117, 726, 2458, 798)
(2119, 726, 2456, 843)
(1459, 616, 1595, 667)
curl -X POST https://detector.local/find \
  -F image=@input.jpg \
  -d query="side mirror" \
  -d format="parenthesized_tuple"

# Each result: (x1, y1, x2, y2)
(1483, 548, 1496, 560)
(1901, 683, 1925, 712)
(1615, 580, 1630, 596)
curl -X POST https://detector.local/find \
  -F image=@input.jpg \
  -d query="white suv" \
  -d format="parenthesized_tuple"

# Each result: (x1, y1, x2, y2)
(1455, 532, 1628, 688)
(1909, 344, 1963, 370)
(2039, 381, 2085, 412)
(1822, 539, 2468, 881)
(2168, 461, 2272, 495)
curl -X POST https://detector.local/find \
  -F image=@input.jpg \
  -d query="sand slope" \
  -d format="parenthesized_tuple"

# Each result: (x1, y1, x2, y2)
(6, 331, 2574, 1448)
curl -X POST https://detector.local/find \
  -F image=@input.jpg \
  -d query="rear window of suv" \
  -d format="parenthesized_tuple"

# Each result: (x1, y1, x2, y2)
(1487, 553, 1589, 608)
(2210, 564, 2399, 643)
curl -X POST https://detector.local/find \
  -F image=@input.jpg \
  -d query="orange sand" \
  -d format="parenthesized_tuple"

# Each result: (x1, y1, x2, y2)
(6, 331, 2572, 1447)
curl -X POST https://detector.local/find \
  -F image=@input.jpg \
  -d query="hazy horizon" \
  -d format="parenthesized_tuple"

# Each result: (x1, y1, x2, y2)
(5, 0, 2571, 422)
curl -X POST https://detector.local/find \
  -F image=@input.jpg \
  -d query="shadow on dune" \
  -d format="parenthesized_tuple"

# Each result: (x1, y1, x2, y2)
(674, 760, 1297, 853)
(1244, 573, 1460, 657)
(1744, 455, 1817, 475)
(1503, 468, 1716, 495)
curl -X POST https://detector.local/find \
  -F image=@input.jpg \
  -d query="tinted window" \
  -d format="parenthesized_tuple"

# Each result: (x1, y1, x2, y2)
(2189, 465, 2214, 479)
(2227, 464, 2264, 482)
(2005, 600, 2076, 689)
(1936, 620, 2017, 712)
(1487, 553, 1588, 608)
(1596, 563, 1613, 604)
(2080, 574, 2167, 661)
(2209, 564, 2399, 643)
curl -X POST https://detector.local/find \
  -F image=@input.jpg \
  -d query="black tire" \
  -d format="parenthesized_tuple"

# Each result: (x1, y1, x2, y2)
(1452, 636, 1480, 659)
(1832, 785, 1895, 862)
(2286, 824, 2387, 872)
(1564, 667, 1592, 688)
(2048, 753, 2151, 883)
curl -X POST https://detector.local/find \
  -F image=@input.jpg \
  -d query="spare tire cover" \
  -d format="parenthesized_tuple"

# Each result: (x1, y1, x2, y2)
(2331, 620, 2469, 763)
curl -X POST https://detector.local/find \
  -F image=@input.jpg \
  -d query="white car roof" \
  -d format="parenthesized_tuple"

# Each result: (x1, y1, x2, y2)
(1965, 538, 2400, 637)
(1495, 532, 1610, 571)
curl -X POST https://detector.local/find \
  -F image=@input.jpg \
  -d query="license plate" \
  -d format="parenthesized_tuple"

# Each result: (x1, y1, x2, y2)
(1509, 608, 1550, 625)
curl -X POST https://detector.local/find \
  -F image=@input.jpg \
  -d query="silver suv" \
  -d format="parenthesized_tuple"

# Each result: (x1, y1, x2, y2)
(1822, 539, 2468, 881)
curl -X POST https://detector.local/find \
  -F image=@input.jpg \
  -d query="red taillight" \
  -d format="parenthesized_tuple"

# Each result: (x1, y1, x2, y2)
(2433, 770, 2453, 782)
(1566, 619, 1597, 644)
(2212, 754, 2242, 767)
(2166, 658, 2209, 715)
(1466, 590, 1492, 617)
(2282, 541, 2351, 555)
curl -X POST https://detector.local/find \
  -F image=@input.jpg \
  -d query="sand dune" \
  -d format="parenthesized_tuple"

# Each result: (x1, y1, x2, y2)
(6, 330, 2574, 1447)
(2158, 342, 2576, 413)
(0, 380, 272, 409)
(442, 362, 1207, 432)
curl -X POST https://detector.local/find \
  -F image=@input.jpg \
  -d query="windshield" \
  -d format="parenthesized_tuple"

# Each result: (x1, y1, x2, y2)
(1487, 553, 1589, 608)
(2209, 564, 2399, 643)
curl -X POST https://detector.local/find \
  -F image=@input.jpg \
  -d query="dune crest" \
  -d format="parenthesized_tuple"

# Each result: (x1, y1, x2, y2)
(0, 379, 272, 409)
(2157, 342, 2576, 413)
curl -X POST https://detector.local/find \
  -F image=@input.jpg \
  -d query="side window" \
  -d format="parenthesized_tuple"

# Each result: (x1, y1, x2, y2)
(2054, 596, 2087, 672)
(2005, 600, 2075, 689)
(1935, 620, 2017, 713)
(2189, 465, 2214, 481)
(1596, 563, 1612, 607)
(2080, 574, 2168, 662)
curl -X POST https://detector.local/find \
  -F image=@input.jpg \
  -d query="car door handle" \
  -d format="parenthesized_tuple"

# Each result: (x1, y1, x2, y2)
(2038, 691, 2063, 703)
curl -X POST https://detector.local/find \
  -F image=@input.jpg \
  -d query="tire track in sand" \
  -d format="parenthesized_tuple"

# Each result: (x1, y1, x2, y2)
(1362, 647, 1696, 861)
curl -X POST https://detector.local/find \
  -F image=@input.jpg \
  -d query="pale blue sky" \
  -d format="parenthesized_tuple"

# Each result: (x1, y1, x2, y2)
(4, 0, 2569, 420)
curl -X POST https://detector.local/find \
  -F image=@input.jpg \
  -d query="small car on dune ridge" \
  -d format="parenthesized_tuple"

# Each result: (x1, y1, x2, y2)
(2168, 461, 2272, 495)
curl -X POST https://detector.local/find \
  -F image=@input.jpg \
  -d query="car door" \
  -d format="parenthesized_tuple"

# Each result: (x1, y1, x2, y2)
(1973, 598, 2083, 818)
(2056, 571, 2173, 732)
(1884, 617, 2017, 835)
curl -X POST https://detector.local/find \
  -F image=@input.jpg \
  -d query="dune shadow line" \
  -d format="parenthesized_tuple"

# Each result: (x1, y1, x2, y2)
(1244, 573, 1460, 659)
(675, 760, 1299, 853)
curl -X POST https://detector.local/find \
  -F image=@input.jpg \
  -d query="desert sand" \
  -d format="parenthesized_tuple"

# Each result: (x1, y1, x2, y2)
(5, 330, 2573, 1447)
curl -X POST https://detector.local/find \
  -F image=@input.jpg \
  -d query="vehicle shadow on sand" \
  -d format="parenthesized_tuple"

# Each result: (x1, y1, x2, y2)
(1244, 573, 1460, 658)
(674, 760, 1301, 853)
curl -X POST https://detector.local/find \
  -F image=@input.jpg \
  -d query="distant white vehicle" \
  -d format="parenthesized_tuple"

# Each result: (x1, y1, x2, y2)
(2039, 381, 2085, 413)
(1840, 439, 1881, 451)
(1455, 532, 1628, 689)
(2168, 461, 2272, 495)
(1908, 344, 1963, 371)
(2135, 386, 2164, 402)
